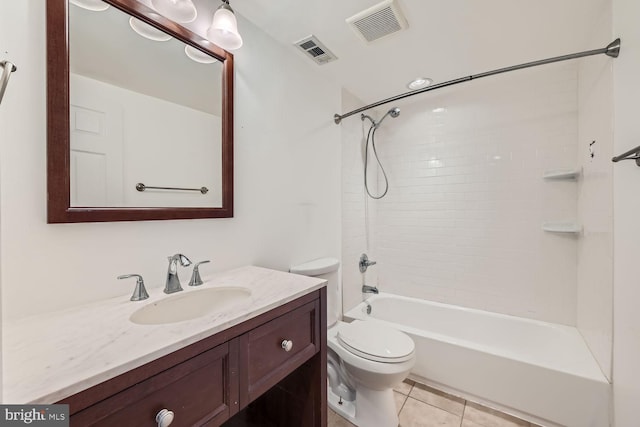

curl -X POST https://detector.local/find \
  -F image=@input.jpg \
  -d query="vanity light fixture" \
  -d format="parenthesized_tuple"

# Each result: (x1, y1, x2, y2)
(407, 77, 433, 90)
(184, 45, 217, 64)
(69, 0, 109, 12)
(129, 17, 172, 41)
(150, 0, 198, 23)
(207, 0, 243, 51)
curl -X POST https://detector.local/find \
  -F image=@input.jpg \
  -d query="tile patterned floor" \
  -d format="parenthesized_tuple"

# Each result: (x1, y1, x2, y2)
(328, 379, 543, 427)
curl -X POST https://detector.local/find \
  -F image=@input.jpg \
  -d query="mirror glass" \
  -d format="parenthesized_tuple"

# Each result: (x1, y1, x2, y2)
(68, 2, 223, 208)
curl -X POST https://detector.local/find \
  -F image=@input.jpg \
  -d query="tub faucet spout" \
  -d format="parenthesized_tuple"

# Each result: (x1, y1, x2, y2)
(165, 253, 192, 294)
(362, 285, 379, 294)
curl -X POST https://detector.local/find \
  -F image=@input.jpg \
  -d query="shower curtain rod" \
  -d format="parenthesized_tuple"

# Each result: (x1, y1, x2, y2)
(333, 38, 621, 125)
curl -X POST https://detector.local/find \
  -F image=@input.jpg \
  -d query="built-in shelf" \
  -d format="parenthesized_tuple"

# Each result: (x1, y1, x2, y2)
(542, 169, 581, 180)
(542, 221, 582, 234)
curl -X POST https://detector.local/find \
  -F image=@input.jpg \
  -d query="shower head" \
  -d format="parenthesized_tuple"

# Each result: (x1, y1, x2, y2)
(376, 107, 400, 127)
(361, 107, 401, 128)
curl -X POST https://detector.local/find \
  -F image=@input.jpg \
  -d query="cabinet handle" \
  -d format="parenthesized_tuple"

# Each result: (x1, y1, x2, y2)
(156, 409, 175, 427)
(281, 339, 293, 352)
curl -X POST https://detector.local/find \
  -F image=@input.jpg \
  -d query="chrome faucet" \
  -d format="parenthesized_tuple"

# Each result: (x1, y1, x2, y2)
(165, 254, 192, 294)
(362, 284, 379, 294)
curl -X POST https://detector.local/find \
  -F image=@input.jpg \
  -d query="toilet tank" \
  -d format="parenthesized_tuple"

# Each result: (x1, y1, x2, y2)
(290, 258, 341, 327)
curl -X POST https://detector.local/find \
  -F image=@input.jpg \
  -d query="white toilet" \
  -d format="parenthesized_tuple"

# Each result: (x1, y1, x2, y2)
(290, 258, 415, 427)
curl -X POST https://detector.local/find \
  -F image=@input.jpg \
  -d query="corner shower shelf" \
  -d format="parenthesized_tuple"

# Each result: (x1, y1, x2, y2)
(542, 168, 581, 180)
(542, 222, 582, 234)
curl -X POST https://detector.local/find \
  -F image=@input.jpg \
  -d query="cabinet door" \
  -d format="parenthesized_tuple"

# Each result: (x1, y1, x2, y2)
(239, 300, 320, 406)
(71, 340, 238, 427)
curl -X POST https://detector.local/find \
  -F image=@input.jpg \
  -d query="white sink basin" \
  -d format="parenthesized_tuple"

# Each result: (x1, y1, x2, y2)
(130, 286, 252, 325)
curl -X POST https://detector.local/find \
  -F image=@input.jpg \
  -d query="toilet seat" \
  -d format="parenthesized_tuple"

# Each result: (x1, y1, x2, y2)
(337, 320, 414, 363)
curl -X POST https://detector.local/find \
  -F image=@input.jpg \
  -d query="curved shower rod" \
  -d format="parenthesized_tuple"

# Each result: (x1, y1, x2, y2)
(333, 38, 621, 125)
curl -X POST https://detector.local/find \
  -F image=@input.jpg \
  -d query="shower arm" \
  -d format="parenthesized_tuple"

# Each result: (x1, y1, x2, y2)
(612, 144, 640, 166)
(361, 108, 400, 128)
(0, 60, 18, 106)
(333, 38, 621, 125)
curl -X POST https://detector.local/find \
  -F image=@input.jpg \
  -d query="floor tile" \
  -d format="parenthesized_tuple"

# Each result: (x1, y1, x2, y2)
(395, 391, 408, 414)
(328, 408, 357, 427)
(394, 378, 415, 395)
(409, 383, 465, 416)
(463, 401, 530, 427)
(398, 397, 462, 427)
(461, 419, 485, 427)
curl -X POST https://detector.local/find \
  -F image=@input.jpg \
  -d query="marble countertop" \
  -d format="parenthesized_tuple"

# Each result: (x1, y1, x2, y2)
(2, 266, 326, 404)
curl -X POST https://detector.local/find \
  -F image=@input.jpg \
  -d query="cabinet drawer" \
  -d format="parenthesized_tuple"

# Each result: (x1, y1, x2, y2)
(240, 300, 320, 405)
(71, 341, 238, 427)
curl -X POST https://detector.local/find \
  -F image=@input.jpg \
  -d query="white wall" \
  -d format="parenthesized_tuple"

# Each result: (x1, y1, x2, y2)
(350, 64, 580, 324)
(576, 0, 614, 381)
(612, 0, 640, 424)
(0, 3, 341, 320)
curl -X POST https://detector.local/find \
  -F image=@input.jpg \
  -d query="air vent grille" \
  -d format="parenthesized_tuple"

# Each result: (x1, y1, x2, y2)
(347, 0, 408, 44)
(299, 40, 316, 50)
(294, 35, 337, 65)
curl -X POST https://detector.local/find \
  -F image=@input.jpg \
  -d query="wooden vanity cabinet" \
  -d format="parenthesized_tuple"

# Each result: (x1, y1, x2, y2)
(59, 288, 327, 427)
(69, 342, 238, 427)
(240, 299, 319, 406)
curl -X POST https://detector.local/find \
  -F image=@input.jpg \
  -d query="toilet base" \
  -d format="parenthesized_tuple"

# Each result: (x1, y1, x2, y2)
(328, 387, 357, 424)
(328, 383, 399, 427)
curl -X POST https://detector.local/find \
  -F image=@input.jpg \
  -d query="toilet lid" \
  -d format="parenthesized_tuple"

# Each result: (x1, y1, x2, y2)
(337, 321, 414, 363)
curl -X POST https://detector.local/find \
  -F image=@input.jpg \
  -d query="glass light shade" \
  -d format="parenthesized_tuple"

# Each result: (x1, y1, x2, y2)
(184, 45, 217, 64)
(129, 17, 172, 42)
(150, 0, 197, 23)
(207, 7, 243, 51)
(69, 0, 109, 12)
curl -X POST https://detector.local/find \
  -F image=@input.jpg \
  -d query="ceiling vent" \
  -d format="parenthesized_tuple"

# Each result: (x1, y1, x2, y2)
(294, 35, 338, 65)
(346, 0, 408, 44)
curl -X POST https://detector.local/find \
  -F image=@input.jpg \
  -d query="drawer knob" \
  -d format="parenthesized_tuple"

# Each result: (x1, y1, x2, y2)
(156, 409, 175, 427)
(281, 339, 293, 352)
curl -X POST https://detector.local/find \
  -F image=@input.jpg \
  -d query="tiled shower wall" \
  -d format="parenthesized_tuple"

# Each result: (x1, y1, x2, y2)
(343, 63, 581, 325)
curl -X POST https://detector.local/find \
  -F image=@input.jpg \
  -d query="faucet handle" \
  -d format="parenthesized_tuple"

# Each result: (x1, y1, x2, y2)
(359, 253, 377, 273)
(188, 260, 211, 287)
(118, 274, 150, 301)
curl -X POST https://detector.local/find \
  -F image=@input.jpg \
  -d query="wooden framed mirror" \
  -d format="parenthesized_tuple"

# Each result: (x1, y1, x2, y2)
(47, 0, 233, 223)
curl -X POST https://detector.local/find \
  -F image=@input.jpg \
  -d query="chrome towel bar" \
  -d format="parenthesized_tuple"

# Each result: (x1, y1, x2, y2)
(136, 183, 209, 194)
(0, 60, 17, 105)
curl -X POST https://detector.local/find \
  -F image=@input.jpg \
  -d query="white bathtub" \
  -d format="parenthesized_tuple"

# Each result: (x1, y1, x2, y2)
(345, 293, 610, 427)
